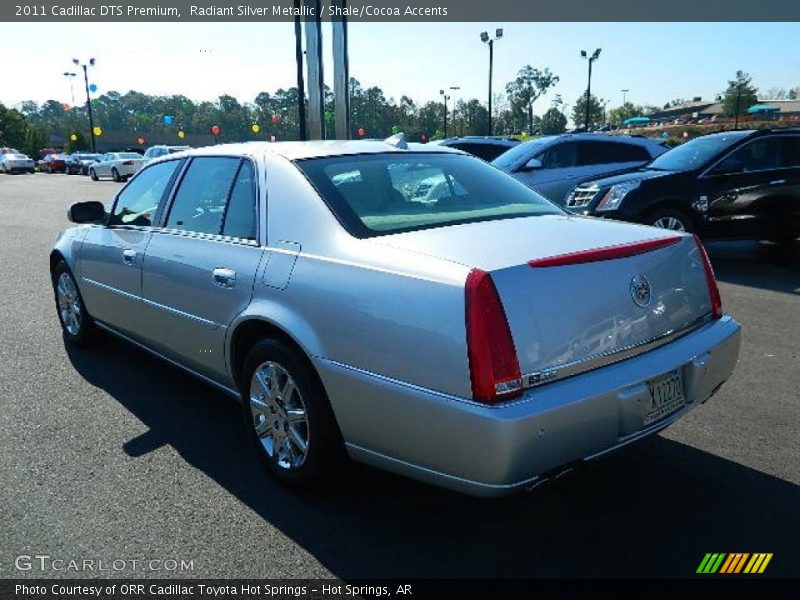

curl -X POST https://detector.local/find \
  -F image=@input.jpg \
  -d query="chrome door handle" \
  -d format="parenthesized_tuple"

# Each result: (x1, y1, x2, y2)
(122, 249, 136, 264)
(212, 268, 236, 288)
(769, 179, 786, 185)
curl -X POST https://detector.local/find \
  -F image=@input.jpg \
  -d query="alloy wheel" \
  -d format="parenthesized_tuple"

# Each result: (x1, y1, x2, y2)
(56, 272, 82, 336)
(652, 216, 686, 231)
(249, 361, 310, 470)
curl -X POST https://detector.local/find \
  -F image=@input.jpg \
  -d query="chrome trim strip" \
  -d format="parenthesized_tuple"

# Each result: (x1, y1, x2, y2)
(82, 277, 220, 329)
(522, 314, 711, 389)
(94, 321, 240, 399)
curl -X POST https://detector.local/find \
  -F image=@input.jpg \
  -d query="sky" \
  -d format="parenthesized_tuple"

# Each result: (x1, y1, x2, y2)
(2, 22, 800, 120)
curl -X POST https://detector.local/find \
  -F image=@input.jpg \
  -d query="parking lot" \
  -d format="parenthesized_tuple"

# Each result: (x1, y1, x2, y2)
(0, 172, 798, 579)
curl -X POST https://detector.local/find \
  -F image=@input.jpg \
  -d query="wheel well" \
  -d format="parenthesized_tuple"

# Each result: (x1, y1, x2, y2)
(641, 200, 696, 225)
(229, 319, 315, 391)
(49, 250, 65, 280)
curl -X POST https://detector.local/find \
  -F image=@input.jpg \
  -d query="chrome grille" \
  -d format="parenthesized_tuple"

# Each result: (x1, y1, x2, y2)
(567, 186, 600, 208)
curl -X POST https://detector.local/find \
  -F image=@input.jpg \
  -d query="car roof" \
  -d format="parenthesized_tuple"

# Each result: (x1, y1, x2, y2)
(521, 133, 664, 147)
(171, 140, 465, 161)
(438, 136, 520, 145)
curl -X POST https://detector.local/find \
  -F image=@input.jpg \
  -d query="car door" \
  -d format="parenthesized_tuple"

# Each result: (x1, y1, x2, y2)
(521, 141, 603, 204)
(138, 156, 264, 381)
(701, 136, 787, 238)
(78, 159, 184, 336)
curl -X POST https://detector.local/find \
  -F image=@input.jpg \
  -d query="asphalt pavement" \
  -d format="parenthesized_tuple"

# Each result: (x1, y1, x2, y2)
(0, 172, 798, 579)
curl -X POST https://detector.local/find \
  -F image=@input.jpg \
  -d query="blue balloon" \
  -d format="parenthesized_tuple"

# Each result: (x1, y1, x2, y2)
(662, 131, 668, 138)
(88, 83, 98, 93)
(163, 115, 174, 125)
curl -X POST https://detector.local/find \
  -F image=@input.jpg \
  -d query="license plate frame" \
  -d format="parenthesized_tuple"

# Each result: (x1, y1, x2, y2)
(643, 369, 685, 425)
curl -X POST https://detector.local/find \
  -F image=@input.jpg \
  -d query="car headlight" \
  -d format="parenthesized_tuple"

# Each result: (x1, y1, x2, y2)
(595, 180, 642, 211)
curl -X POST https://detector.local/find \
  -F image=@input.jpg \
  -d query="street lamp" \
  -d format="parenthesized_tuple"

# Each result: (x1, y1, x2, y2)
(73, 57, 97, 152)
(449, 86, 461, 135)
(580, 48, 601, 132)
(480, 28, 503, 135)
(440, 89, 451, 138)
(621, 88, 629, 105)
(63, 72, 77, 130)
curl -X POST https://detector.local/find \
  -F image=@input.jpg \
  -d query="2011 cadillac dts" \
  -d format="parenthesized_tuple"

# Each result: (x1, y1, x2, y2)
(51, 137, 741, 496)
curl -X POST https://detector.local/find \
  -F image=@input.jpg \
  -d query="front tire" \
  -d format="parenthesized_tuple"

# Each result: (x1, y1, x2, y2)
(89, 168, 98, 181)
(645, 207, 694, 233)
(241, 339, 344, 489)
(52, 261, 96, 346)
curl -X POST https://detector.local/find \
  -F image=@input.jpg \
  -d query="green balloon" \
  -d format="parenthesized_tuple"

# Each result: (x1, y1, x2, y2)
(324, 111, 333, 122)
(391, 125, 401, 135)
(181, 101, 189, 109)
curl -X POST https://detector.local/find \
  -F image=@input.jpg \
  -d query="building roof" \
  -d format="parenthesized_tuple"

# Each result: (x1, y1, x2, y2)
(649, 101, 717, 119)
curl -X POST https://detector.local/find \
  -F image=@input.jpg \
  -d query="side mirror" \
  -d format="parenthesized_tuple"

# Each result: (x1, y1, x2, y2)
(68, 201, 106, 224)
(521, 158, 543, 171)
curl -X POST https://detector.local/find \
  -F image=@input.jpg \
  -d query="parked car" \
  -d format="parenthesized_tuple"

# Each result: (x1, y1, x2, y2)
(491, 133, 669, 205)
(0, 150, 36, 173)
(142, 145, 191, 163)
(66, 153, 102, 175)
(41, 153, 67, 173)
(566, 128, 800, 244)
(436, 136, 520, 162)
(51, 138, 740, 496)
(88, 152, 145, 182)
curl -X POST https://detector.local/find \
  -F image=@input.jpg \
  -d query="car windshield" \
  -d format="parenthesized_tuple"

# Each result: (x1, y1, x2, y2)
(119, 153, 141, 159)
(647, 131, 752, 172)
(296, 152, 562, 237)
(491, 137, 553, 169)
(77, 154, 98, 160)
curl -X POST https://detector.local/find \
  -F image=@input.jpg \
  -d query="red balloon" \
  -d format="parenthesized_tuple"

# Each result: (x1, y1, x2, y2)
(211, 125, 220, 135)
(137, 137, 145, 145)
(271, 116, 279, 124)
(420, 133, 428, 143)
(357, 128, 366, 137)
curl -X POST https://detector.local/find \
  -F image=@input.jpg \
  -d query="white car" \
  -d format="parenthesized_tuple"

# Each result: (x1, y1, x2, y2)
(142, 145, 191, 163)
(1, 149, 36, 174)
(88, 152, 145, 182)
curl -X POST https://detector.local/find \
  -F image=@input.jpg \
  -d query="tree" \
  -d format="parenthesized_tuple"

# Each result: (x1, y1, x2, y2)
(505, 66, 559, 134)
(540, 107, 567, 134)
(0, 103, 29, 148)
(571, 93, 604, 130)
(723, 71, 759, 117)
(607, 102, 643, 125)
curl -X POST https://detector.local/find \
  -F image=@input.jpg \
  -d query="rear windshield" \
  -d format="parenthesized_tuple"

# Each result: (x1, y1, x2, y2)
(119, 153, 142, 159)
(295, 152, 562, 237)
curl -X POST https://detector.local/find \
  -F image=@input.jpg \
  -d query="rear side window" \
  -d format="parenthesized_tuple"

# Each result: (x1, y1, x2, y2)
(780, 137, 800, 167)
(585, 141, 652, 164)
(540, 142, 580, 168)
(295, 152, 562, 237)
(723, 138, 782, 172)
(166, 157, 241, 234)
(221, 161, 258, 240)
(109, 160, 182, 226)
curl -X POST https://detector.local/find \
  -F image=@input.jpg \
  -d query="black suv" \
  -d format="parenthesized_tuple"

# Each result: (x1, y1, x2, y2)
(566, 128, 800, 243)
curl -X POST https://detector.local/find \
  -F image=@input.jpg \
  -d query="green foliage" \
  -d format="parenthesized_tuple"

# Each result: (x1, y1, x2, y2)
(22, 125, 48, 158)
(571, 93, 604, 129)
(723, 71, 759, 117)
(0, 103, 29, 148)
(64, 131, 89, 153)
(540, 107, 567, 134)
(505, 66, 559, 134)
(607, 102, 644, 125)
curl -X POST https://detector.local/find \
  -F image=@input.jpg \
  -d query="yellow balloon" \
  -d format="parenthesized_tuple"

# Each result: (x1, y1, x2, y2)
(251, 124, 260, 134)
(70, 134, 78, 141)
(178, 130, 185, 139)
(93, 126, 102, 136)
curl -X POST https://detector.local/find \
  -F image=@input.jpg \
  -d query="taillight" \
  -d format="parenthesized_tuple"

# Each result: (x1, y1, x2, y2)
(693, 235, 722, 319)
(122, 160, 133, 165)
(465, 269, 523, 404)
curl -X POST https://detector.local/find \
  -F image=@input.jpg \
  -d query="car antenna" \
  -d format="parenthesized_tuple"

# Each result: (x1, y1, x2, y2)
(384, 133, 408, 150)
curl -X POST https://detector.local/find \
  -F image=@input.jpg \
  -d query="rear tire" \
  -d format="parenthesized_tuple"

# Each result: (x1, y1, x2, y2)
(89, 168, 98, 181)
(52, 261, 97, 347)
(644, 207, 694, 233)
(111, 168, 121, 182)
(240, 339, 345, 490)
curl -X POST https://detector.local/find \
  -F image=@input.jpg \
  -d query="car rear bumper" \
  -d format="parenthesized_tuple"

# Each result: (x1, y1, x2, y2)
(315, 315, 741, 497)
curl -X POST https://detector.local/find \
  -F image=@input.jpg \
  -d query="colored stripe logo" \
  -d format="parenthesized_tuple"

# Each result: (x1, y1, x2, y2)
(697, 552, 773, 574)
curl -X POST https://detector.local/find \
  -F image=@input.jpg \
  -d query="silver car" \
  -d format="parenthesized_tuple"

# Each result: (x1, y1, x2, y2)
(51, 138, 741, 497)
(88, 152, 145, 182)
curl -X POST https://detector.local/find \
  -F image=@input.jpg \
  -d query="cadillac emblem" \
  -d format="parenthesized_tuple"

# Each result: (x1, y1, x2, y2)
(630, 275, 652, 308)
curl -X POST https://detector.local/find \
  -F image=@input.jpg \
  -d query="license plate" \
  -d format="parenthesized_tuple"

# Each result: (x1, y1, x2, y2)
(644, 370, 685, 425)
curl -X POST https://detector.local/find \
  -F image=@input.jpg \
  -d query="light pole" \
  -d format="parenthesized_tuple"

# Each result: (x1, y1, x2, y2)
(73, 57, 97, 152)
(440, 90, 451, 138)
(580, 48, 601, 132)
(480, 28, 503, 136)
(621, 88, 629, 105)
(63, 72, 77, 131)
(449, 85, 461, 135)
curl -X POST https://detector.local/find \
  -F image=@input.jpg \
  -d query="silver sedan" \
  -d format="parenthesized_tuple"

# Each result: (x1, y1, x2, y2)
(88, 152, 145, 182)
(51, 138, 741, 496)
